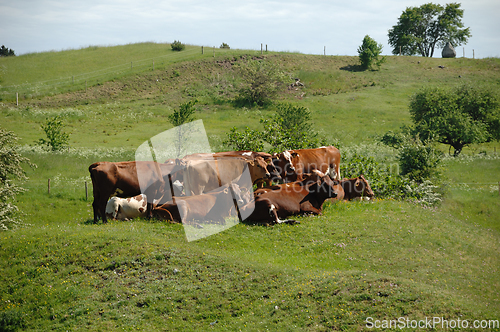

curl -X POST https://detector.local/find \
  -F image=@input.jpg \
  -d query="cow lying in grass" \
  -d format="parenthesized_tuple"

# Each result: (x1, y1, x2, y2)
(335, 175, 374, 201)
(240, 173, 338, 225)
(153, 183, 247, 225)
(105, 194, 148, 221)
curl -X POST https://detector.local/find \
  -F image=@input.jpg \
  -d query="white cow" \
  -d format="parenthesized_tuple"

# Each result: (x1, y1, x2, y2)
(105, 194, 148, 221)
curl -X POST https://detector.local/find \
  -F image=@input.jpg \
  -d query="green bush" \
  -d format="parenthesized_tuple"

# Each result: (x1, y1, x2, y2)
(37, 115, 70, 151)
(236, 60, 287, 106)
(398, 135, 442, 182)
(357, 35, 385, 70)
(1, 128, 35, 230)
(220, 43, 230, 49)
(224, 103, 326, 153)
(224, 127, 264, 152)
(171, 40, 185, 51)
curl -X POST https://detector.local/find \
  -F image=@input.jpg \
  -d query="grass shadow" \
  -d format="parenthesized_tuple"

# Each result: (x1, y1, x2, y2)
(339, 64, 366, 72)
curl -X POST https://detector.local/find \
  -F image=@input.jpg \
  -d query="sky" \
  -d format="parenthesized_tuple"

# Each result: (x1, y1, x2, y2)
(1, 0, 499, 58)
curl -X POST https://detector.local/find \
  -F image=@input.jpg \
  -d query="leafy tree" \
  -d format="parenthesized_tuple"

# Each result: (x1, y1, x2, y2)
(38, 115, 70, 151)
(171, 40, 185, 51)
(236, 60, 287, 106)
(357, 35, 385, 70)
(388, 3, 471, 57)
(0, 45, 15, 57)
(219, 43, 230, 49)
(1, 128, 36, 230)
(409, 84, 500, 156)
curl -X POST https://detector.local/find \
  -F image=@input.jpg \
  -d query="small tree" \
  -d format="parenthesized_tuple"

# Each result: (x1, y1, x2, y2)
(38, 115, 70, 151)
(171, 40, 185, 51)
(220, 43, 230, 49)
(236, 60, 287, 106)
(1, 128, 36, 230)
(168, 100, 197, 157)
(409, 84, 500, 156)
(357, 35, 385, 70)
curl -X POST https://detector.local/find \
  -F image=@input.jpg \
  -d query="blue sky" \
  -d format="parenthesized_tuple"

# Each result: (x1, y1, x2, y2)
(1, 0, 499, 58)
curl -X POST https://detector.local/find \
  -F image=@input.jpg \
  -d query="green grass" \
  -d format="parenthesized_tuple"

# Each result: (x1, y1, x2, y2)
(1, 44, 500, 331)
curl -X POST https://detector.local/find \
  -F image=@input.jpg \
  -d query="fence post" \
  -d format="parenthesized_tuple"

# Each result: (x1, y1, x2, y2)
(473, 49, 475, 59)
(48, 179, 51, 195)
(202, 46, 204, 54)
(213, 46, 215, 57)
(261, 43, 263, 55)
(266, 44, 268, 52)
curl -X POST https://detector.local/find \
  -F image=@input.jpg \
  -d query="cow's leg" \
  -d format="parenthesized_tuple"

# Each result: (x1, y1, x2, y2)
(92, 200, 99, 223)
(99, 199, 108, 223)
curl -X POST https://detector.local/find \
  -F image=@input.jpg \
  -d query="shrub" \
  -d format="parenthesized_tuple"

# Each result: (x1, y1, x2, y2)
(220, 43, 230, 49)
(224, 103, 326, 153)
(37, 115, 70, 151)
(224, 127, 264, 152)
(236, 60, 287, 106)
(1, 128, 36, 230)
(357, 35, 385, 70)
(171, 40, 185, 51)
(398, 135, 442, 183)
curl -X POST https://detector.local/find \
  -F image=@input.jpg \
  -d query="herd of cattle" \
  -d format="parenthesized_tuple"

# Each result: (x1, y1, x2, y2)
(89, 146, 374, 226)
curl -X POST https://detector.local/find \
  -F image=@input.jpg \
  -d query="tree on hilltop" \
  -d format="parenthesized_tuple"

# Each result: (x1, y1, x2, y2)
(388, 3, 471, 57)
(0, 45, 15, 56)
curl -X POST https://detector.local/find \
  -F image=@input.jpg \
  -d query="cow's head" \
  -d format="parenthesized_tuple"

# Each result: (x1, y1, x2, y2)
(226, 183, 245, 205)
(272, 151, 300, 183)
(356, 175, 374, 199)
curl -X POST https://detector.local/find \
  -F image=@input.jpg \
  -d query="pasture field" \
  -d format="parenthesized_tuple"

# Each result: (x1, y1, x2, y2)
(0, 44, 499, 331)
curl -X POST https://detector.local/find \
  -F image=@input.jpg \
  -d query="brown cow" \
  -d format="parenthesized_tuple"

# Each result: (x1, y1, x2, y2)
(240, 174, 338, 225)
(272, 146, 341, 183)
(253, 169, 328, 196)
(182, 151, 280, 187)
(182, 156, 274, 196)
(89, 160, 183, 223)
(153, 183, 245, 224)
(340, 175, 374, 201)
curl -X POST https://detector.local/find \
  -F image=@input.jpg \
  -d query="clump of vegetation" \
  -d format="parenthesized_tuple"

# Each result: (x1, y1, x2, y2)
(37, 115, 70, 152)
(409, 84, 500, 156)
(0, 128, 35, 230)
(168, 100, 198, 157)
(357, 35, 385, 70)
(219, 43, 230, 49)
(171, 40, 185, 51)
(224, 103, 327, 153)
(235, 59, 287, 106)
(0, 45, 15, 57)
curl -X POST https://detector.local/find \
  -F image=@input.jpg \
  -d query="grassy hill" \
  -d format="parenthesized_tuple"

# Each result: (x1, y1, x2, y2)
(1, 43, 499, 331)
